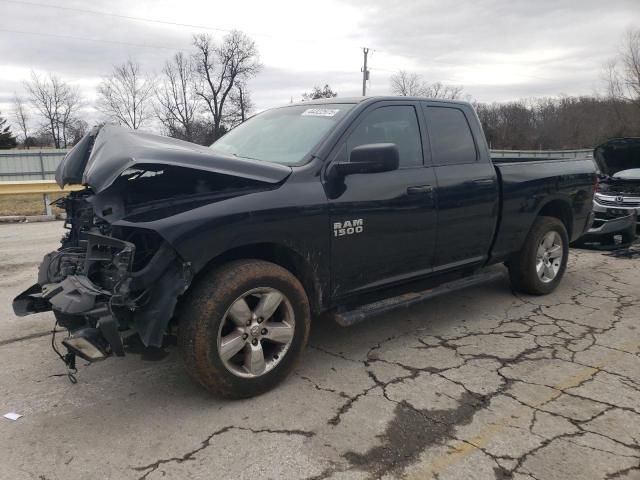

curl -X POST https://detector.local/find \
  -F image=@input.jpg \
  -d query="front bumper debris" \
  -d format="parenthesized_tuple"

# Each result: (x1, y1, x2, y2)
(43, 275, 109, 314)
(575, 210, 637, 248)
(593, 194, 640, 226)
(13, 228, 191, 372)
(586, 212, 637, 237)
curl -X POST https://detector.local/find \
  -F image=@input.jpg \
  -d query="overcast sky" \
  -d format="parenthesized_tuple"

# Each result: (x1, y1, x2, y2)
(1, 0, 639, 129)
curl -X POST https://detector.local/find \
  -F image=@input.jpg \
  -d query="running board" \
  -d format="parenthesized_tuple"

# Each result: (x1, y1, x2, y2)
(332, 269, 505, 327)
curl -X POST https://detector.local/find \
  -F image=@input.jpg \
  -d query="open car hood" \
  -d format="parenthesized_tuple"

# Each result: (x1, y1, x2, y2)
(593, 137, 640, 178)
(611, 168, 640, 180)
(56, 125, 292, 193)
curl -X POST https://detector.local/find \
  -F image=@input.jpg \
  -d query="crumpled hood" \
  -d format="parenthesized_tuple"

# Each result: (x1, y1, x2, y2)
(594, 137, 640, 178)
(56, 125, 292, 193)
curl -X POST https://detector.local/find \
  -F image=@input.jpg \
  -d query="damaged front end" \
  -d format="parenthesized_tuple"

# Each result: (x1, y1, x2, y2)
(13, 188, 192, 364)
(13, 125, 290, 372)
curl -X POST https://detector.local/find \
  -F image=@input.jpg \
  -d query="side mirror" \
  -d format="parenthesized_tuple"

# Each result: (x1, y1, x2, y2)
(334, 143, 400, 176)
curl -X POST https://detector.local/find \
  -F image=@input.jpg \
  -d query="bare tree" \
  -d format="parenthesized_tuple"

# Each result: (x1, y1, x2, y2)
(390, 71, 425, 96)
(60, 86, 82, 147)
(390, 70, 464, 99)
(475, 95, 640, 150)
(301, 84, 337, 101)
(228, 80, 254, 125)
(12, 94, 30, 146)
(192, 30, 262, 140)
(155, 52, 201, 141)
(423, 81, 464, 100)
(605, 28, 640, 108)
(604, 60, 624, 99)
(67, 118, 89, 145)
(97, 59, 155, 129)
(24, 72, 82, 148)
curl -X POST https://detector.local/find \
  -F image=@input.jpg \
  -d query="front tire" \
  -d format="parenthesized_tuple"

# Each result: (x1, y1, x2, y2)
(179, 259, 310, 398)
(508, 216, 569, 295)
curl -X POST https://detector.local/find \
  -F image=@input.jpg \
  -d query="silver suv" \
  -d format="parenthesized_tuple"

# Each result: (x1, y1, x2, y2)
(590, 138, 640, 243)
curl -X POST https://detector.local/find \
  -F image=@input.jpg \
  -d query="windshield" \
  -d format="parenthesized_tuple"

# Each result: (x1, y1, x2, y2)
(210, 104, 354, 165)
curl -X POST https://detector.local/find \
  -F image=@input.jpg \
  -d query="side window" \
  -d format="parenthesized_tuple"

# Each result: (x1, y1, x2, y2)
(427, 107, 477, 165)
(347, 106, 423, 168)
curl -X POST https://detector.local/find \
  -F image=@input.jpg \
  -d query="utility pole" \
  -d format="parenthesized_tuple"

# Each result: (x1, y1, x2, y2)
(361, 47, 370, 96)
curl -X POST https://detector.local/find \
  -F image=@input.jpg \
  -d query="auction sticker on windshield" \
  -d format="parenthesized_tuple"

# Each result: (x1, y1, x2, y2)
(301, 108, 340, 117)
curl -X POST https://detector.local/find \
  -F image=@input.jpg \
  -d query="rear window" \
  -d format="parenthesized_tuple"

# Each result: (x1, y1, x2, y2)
(427, 107, 477, 165)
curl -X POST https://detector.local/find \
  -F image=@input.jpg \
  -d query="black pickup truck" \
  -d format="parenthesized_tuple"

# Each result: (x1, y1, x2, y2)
(13, 97, 596, 398)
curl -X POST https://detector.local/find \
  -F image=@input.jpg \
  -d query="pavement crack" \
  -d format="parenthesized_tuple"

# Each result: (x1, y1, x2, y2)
(606, 464, 640, 479)
(132, 425, 315, 479)
(327, 387, 374, 426)
(562, 435, 639, 458)
(308, 344, 364, 364)
(297, 375, 351, 399)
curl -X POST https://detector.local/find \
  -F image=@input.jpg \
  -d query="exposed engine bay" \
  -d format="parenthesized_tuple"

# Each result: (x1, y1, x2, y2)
(14, 183, 194, 365)
(583, 137, 640, 247)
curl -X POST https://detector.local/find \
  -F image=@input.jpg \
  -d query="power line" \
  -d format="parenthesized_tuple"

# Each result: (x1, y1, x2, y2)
(1, 0, 232, 33)
(0, 0, 304, 42)
(0, 25, 556, 90)
(0, 27, 184, 50)
(2, 0, 560, 87)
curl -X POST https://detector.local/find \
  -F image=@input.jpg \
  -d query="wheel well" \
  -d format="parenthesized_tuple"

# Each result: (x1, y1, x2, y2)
(199, 243, 323, 315)
(538, 200, 573, 238)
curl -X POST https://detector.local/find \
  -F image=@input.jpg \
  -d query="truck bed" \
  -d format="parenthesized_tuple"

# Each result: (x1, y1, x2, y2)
(490, 157, 596, 262)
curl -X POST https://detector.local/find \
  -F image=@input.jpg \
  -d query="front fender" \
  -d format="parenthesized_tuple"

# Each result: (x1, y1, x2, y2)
(114, 180, 330, 276)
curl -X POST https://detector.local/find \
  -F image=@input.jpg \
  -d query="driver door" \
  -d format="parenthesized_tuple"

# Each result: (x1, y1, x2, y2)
(326, 101, 438, 299)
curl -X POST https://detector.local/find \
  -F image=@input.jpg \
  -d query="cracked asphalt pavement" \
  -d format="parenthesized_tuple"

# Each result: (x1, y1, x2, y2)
(1, 221, 639, 480)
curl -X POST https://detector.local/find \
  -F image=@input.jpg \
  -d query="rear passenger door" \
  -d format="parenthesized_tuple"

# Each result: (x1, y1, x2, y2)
(422, 102, 499, 271)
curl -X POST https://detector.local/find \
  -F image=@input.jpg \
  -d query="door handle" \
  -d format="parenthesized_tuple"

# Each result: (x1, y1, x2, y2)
(472, 178, 495, 186)
(407, 185, 433, 195)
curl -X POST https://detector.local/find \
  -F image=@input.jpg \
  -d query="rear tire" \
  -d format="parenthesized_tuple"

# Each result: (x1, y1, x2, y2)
(179, 259, 310, 398)
(508, 216, 569, 295)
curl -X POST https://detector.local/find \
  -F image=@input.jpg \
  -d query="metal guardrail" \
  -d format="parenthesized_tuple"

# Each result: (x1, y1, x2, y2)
(0, 180, 82, 216)
(0, 180, 82, 195)
(490, 149, 593, 159)
(0, 146, 595, 217)
(0, 147, 595, 181)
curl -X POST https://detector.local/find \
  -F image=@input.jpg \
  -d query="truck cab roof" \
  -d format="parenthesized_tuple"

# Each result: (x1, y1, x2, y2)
(288, 96, 473, 109)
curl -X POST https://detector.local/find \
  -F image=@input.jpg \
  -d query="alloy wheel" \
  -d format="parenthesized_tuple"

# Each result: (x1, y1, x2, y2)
(536, 231, 563, 283)
(217, 288, 295, 378)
